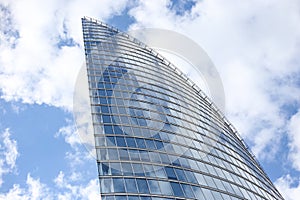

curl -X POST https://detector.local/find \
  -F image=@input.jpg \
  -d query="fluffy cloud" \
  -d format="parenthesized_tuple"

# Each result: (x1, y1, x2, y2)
(54, 171, 100, 200)
(55, 121, 81, 149)
(0, 123, 98, 199)
(1, 0, 300, 198)
(0, 172, 99, 200)
(127, 1, 300, 197)
(275, 174, 300, 200)
(128, 0, 300, 161)
(54, 119, 96, 169)
(0, 174, 49, 200)
(0, 128, 19, 186)
(0, 0, 129, 111)
(1, 0, 299, 164)
(287, 110, 300, 170)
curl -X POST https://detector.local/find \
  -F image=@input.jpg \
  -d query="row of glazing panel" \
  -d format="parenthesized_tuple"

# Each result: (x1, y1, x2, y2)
(82, 18, 283, 200)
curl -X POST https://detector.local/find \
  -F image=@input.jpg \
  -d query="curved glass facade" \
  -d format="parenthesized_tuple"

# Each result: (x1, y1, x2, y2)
(82, 17, 284, 200)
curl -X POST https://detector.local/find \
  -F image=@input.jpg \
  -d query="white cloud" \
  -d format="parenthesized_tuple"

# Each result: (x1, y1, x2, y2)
(0, 172, 99, 200)
(53, 171, 100, 200)
(26, 174, 50, 200)
(54, 119, 95, 169)
(0, 174, 50, 200)
(55, 121, 81, 149)
(287, 110, 300, 170)
(275, 174, 300, 200)
(0, 128, 19, 186)
(1, 0, 300, 197)
(128, 0, 300, 160)
(0, 125, 99, 200)
(0, 121, 99, 200)
(0, 0, 129, 111)
(0, 0, 299, 163)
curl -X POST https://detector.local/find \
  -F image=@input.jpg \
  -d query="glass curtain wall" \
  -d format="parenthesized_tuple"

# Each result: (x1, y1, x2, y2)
(82, 17, 284, 200)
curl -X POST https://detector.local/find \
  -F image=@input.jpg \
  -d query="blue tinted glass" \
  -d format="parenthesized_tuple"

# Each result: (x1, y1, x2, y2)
(129, 149, 140, 161)
(191, 186, 205, 199)
(158, 181, 173, 195)
(122, 163, 133, 176)
(125, 178, 138, 193)
(100, 163, 110, 175)
(172, 158, 181, 167)
(132, 108, 144, 117)
(108, 149, 119, 160)
(170, 182, 184, 197)
(113, 178, 125, 192)
(84, 18, 282, 200)
(101, 178, 113, 193)
(98, 148, 107, 160)
(160, 154, 170, 164)
(101, 106, 109, 113)
(106, 90, 113, 96)
(140, 197, 151, 200)
(102, 115, 111, 123)
(113, 125, 123, 134)
(116, 137, 126, 147)
(138, 118, 147, 126)
(154, 140, 164, 149)
(202, 188, 214, 199)
(165, 167, 177, 180)
(195, 173, 206, 185)
(107, 136, 116, 146)
(178, 157, 190, 169)
(136, 179, 150, 194)
(111, 77, 118, 83)
(145, 139, 156, 149)
(99, 89, 106, 96)
(120, 116, 129, 124)
(105, 83, 112, 89)
(154, 166, 166, 178)
(100, 97, 108, 104)
(152, 133, 161, 140)
(148, 180, 161, 194)
(144, 164, 156, 177)
(118, 149, 129, 160)
(142, 151, 151, 162)
(126, 137, 137, 147)
(182, 184, 195, 198)
(110, 163, 122, 175)
(131, 117, 139, 125)
(132, 163, 144, 176)
(127, 196, 139, 200)
(184, 170, 197, 184)
(104, 125, 113, 134)
(136, 138, 146, 148)
(160, 131, 170, 141)
(118, 107, 126, 114)
(174, 168, 186, 182)
(132, 127, 141, 135)
(98, 82, 104, 89)
(104, 196, 115, 200)
(149, 152, 160, 163)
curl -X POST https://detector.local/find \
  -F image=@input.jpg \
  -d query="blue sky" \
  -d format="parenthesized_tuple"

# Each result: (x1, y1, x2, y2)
(0, 0, 300, 199)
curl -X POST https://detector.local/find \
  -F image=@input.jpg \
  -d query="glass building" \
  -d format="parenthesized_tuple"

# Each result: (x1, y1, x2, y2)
(82, 16, 284, 200)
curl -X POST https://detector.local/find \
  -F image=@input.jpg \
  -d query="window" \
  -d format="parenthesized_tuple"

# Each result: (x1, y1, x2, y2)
(170, 182, 184, 197)
(136, 179, 149, 194)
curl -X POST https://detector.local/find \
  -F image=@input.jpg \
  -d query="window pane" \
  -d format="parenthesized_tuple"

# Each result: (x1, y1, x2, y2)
(148, 180, 161, 194)
(158, 181, 173, 196)
(124, 178, 138, 193)
(170, 182, 184, 197)
(113, 178, 125, 193)
(136, 179, 150, 194)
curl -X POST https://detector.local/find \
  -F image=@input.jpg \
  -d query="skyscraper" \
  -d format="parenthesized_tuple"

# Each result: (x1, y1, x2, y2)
(82, 16, 284, 200)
